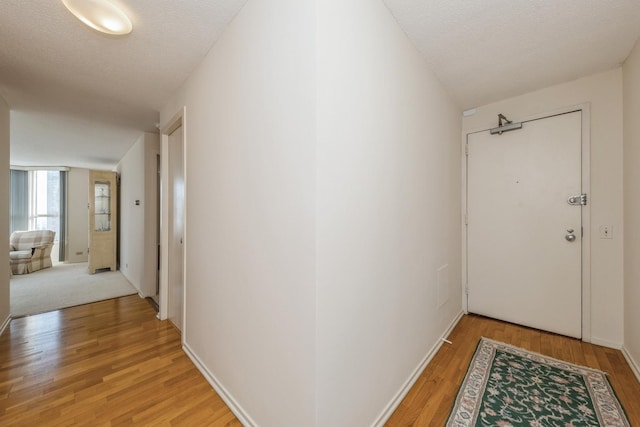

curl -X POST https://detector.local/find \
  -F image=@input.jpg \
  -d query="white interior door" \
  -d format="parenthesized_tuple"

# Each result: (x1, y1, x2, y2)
(467, 111, 582, 338)
(168, 125, 184, 332)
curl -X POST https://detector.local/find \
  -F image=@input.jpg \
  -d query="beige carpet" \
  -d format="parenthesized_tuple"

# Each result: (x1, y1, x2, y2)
(10, 262, 138, 317)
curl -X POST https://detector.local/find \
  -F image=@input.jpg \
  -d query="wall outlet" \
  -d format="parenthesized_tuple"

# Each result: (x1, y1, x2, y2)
(600, 225, 613, 239)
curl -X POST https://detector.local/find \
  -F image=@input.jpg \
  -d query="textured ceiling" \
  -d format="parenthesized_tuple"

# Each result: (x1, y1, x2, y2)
(383, 0, 640, 109)
(0, 0, 247, 169)
(2, 1, 640, 170)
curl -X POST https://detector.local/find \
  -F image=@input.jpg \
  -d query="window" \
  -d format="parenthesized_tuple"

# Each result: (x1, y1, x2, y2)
(11, 168, 67, 262)
(29, 170, 61, 235)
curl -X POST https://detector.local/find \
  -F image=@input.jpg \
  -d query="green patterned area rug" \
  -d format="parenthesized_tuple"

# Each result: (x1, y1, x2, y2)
(446, 338, 630, 427)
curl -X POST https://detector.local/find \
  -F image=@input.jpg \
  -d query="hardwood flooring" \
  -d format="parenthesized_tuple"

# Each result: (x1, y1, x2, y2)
(386, 314, 640, 426)
(1, 298, 638, 426)
(0, 295, 241, 426)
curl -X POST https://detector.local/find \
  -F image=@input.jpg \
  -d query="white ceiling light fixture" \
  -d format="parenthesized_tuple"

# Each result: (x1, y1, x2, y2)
(62, 0, 132, 35)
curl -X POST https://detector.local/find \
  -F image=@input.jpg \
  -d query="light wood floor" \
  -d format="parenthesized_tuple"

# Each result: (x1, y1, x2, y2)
(1, 298, 638, 426)
(0, 295, 241, 426)
(386, 314, 640, 426)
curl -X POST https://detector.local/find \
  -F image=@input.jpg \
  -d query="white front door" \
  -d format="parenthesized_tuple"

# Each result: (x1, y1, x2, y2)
(467, 111, 583, 338)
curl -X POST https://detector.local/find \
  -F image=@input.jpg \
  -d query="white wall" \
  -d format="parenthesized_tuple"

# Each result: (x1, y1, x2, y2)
(117, 132, 159, 297)
(159, 0, 316, 425)
(0, 95, 10, 331)
(316, 1, 462, 425)
(463, 69, 624, 348)
(66, 168, 89, 263)
(160, 1, 464, 424)
(623, 38, 640, 376)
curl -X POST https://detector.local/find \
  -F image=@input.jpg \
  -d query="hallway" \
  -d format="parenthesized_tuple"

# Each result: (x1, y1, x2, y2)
(1, 295, 638, 425)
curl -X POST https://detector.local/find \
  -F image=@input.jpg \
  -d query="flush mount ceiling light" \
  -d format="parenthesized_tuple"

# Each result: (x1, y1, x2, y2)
(62, 0, 132, 35)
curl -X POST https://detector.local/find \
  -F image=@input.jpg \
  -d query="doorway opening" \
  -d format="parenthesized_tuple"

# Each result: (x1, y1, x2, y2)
(159, 108, 186, 335)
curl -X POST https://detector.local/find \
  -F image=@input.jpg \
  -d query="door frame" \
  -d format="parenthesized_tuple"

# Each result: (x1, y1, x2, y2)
(159, 107, 187, 340)
(461, 103, 591, 341)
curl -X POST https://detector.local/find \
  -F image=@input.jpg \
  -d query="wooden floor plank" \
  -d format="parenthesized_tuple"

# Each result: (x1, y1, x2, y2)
(2, 298, 638, 426)
(386, 314, 640, 426)
(0, 296, 240, 426)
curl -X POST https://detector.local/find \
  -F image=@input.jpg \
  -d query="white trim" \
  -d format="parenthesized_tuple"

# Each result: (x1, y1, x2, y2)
(158, 107, 187, 344)
(0, 315, 11, 337)
(10, 166, 70, 171)
(461, 129, 468, 314)
(182, 112, 187, 344)
(590, 336, 622, 350)
(579, 104, 591, 342)
(158, 131, 169, 321)
(183, 343, 258, 427)
(621, 346, 640, 383)
(461, 103, 591, 342)
(371, 311, 464, 427)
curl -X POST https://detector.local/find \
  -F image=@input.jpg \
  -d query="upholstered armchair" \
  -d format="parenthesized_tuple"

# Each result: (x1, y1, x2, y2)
(9, 230, 56, 275)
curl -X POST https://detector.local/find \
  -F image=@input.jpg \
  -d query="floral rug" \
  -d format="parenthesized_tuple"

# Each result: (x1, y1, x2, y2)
(446, 338, 630, 426)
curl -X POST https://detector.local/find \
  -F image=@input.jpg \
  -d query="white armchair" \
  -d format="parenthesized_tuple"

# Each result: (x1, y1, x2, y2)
(9, 230, 56, 275)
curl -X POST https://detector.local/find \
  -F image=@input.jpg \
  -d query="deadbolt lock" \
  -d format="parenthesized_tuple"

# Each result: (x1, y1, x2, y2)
(567, 194, 587, 206)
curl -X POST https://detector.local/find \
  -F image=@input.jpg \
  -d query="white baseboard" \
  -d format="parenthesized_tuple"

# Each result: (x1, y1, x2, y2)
(621, 345, 640, 383)
(183, 343, 257, 427)
(0, 315, 11, 337)
(590, 336, 623, 350)
(372, 310, 464, 427)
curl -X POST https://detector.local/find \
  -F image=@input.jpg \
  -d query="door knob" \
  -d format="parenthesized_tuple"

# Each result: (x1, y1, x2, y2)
(565, 233, 576, 242)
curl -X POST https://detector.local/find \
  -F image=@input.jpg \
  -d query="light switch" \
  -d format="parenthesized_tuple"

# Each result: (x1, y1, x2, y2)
(600, 225, 613, 239)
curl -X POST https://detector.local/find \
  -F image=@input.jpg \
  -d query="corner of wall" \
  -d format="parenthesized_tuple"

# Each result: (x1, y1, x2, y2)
(622, 345, 640, 383)
(622, 36, 640, 373)
(0, 95, 10, 325)
(371, 311, 464, 427)
(118, 136, 158, 297)
(66, 168, 90, 263)
(182, 343, 259, 427)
